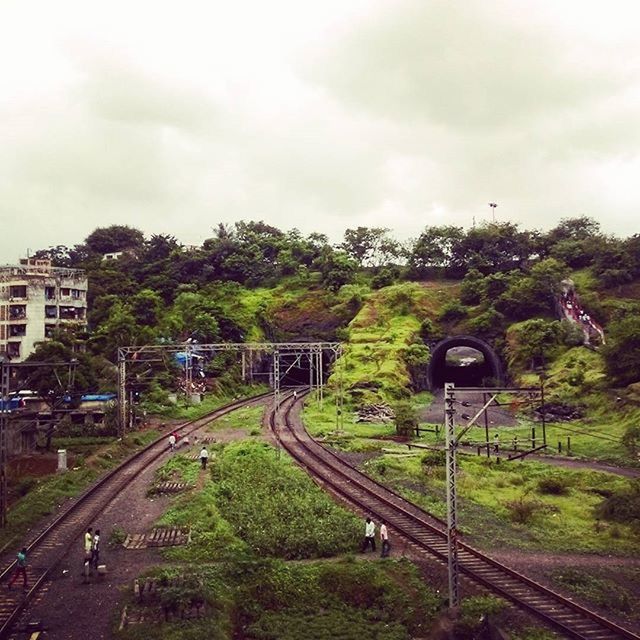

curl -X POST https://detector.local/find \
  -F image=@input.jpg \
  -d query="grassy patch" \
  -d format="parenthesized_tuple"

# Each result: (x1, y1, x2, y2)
(154, 454, 201, 486)
(0, 430, 159, 551)
(206, 405, 264, 433)
(551, 568, 638, 620)
(117, 558, 441, 640)
(328, 282, 456, 406)
(362, 450, 640, 554)
(158, 441, 361, 561)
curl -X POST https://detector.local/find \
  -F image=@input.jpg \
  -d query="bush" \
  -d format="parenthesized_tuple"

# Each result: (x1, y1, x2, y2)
(109, 526, 127, 546)
(457, 596, 505, 636)
(595, 479, 640, 525)
(421, 451, 447, 468)
(393, 401, 418, 438)
(438, 301, 468, 323)
(537, 475, 570, 496)
(505, 495, 546, 524)
(14, 477, 38, 497)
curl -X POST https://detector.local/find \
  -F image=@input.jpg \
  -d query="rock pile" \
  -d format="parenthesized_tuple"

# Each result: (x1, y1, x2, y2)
(535, 403, 583, 422)
(355, 404, 395, 423)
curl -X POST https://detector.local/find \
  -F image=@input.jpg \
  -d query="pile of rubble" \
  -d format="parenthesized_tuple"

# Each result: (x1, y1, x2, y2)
(355, 404, 395, 423)
(535, 402, 584, 422)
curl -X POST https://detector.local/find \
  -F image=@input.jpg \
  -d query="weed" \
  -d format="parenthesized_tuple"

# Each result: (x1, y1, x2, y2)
(109, 526, 127, 546)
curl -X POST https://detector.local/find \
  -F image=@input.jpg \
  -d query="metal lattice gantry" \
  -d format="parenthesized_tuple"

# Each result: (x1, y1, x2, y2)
(443, 382, 545, 608)
(117, 342, 344, 435)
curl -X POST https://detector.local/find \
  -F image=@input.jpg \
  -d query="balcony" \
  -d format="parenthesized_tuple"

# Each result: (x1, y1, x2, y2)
(59, 306, 86, 321)
(9, 286, 28, 300)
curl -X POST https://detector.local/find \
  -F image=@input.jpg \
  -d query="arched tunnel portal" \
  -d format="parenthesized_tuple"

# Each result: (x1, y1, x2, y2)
(427, 335, 504, 389)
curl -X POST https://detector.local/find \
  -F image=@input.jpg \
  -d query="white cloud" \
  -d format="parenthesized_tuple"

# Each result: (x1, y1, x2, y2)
(1, 0, 640, 262)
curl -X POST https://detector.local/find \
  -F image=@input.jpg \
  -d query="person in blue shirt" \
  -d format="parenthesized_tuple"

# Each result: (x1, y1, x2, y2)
(8, 548, 28, 590)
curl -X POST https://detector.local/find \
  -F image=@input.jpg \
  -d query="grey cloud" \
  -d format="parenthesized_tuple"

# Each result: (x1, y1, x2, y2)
(77, 56, 219, 131)
(310, 0, 626, 131)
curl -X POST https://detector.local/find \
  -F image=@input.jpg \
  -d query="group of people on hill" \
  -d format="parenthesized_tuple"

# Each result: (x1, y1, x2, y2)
(168, 431, 209, 469)
(361, 517, 391, 558)
(560, 289, 605, 345)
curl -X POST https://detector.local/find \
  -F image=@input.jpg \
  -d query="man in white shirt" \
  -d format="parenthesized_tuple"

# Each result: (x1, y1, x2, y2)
(380, 520, 390, 557)
(361, 517, 376, 553)
(200, 447, 209, 470)
(168, 433, 176, 451)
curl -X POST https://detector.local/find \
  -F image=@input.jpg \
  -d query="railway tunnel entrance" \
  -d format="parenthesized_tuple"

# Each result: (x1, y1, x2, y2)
(427, 335, 503, 389)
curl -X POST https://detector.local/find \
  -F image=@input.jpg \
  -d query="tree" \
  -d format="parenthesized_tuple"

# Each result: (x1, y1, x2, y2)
(407, 225, 465, 277)
(543, 217, 605, 268)
(506, 319, 562, 370)
(20, 339, 98, 450)
(130, 289, 164, 327)
(84, 225, 145, 255)
(341, 227, 401, 268)
(450, 222, 534, 274)
(603, 315, 640, 386)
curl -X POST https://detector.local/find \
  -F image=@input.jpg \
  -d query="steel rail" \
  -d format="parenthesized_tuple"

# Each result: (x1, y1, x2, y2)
(270, 394, 639, 640)
(0, 391, 272, 639)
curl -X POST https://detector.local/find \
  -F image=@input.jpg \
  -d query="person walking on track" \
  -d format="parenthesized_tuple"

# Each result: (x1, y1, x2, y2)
(91, 530, 101, 569)
(199, 446, 209, 470)
(361, 517, 376, 553)
(8, 548, 28, 590)
(380, 520, 390, 557)
(168, 433, 176, 451)
(84, 527, 93, 563)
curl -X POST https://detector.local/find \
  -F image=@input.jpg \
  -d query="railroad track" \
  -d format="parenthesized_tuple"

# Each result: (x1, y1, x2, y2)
(271, 393, 640, 640)
(0, 391, 271, 639)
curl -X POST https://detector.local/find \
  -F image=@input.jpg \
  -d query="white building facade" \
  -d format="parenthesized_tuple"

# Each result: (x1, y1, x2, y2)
(0, 258, 88, 362)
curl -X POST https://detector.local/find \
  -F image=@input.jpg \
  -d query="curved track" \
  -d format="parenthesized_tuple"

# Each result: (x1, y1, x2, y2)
(0, 392, 271, 639)
(271, 393, 640, 640)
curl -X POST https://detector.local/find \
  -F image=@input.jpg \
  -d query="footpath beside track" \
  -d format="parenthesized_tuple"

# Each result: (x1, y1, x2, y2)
(0, 392, 271, 639)
(271, 393, 640, 640)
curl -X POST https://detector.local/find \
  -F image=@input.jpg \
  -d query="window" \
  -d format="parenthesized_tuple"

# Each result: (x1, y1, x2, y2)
(45, 286, 56, 300)
(9, 286, 27, 299)
(60, 288, 70, 297)
(7, 343, 20, 358)
(9, 324, 26, 337)
(45, 306, 57, 319)
(9, 305, 26, 319)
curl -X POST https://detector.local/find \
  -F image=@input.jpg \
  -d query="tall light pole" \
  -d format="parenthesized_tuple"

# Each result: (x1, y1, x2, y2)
(488, 202, 498, 222)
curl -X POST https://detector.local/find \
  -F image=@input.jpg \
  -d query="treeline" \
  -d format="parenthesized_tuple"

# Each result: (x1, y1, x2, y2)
(38, 216, 640, 298)
(31, 216, 640, 387)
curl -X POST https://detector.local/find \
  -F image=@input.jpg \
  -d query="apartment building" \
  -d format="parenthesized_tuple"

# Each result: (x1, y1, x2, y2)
(0, 258, 88, 362)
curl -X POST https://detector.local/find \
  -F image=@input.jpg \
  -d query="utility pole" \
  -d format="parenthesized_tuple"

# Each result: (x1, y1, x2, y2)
(0, 360, 10, 527)
(444, 382, 459, 607)
(488, 202, 498, 223)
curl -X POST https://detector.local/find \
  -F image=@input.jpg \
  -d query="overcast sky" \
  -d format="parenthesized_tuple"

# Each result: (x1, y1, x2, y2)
(2, 0, 640, 262)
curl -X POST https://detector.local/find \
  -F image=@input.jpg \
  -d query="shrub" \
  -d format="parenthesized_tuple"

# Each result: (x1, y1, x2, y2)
(505, 495, 546, 524)
(109, 526, 127, 546)
(15, 477, 38, 497)
(420, 451, 447, 468)
(457, 596, 505, 635)
(438, 301, 468, 323)
(595, 479, 640, 525)
(537, 475, 570, 496)
(393, 401, 418, 438)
